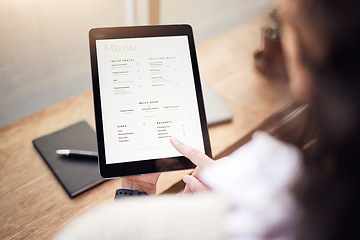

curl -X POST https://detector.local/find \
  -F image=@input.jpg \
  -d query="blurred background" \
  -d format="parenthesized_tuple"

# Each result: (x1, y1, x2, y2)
(0, 0, 276, 127)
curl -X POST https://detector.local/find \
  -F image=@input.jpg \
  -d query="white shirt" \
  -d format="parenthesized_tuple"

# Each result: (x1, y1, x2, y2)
(54, 132, 301, 240)
(201, 131, 302, 240)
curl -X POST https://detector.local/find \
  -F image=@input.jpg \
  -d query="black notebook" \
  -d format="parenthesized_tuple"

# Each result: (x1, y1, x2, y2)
(33, 121, 105, 198)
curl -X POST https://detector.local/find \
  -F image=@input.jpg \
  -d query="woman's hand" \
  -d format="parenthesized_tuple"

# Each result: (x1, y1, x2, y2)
(119, 173, 160, 195)
(170, 137, 215, 194)
(118, 137, 219, 195)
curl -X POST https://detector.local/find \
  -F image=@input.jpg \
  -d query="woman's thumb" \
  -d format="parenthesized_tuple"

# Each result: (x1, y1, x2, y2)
(183, 175, 209, 194)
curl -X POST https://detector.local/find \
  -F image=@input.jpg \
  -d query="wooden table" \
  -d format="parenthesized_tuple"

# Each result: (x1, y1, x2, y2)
(0, 17, 294, 239)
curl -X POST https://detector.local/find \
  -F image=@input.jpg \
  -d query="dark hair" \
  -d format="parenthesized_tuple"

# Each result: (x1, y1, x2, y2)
(288, 0, 360, 239)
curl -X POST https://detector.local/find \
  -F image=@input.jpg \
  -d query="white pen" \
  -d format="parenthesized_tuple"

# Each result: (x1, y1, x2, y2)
(56, 149, 98, 159)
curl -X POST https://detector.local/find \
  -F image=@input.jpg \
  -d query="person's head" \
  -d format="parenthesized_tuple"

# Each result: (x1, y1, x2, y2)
(279, 0, 360, 239)
(281, 0, 360, 104)
(279, 0, 360, 156)
(281, 0, 360, 147)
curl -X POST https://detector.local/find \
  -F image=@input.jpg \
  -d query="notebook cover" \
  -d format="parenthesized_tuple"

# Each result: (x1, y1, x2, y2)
(32, 121, 105, 198)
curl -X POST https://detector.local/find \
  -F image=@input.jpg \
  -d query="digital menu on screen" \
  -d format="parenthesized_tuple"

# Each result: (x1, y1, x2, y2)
(95, 35, 205, 164)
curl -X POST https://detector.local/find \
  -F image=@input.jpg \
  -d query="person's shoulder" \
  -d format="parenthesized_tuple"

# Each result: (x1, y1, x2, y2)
(230, 131, 302, 168)
(253, 131, 302, 159)
(54, 193, 228, 240)
(199, 131, 302, 199)
(199, 131, 300, 239)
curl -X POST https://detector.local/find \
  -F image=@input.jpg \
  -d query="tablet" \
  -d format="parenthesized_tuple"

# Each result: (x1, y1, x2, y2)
(89, 25, 212, 178)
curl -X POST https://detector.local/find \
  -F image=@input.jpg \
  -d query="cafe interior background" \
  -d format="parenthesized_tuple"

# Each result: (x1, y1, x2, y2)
(0, 0, 276, 127)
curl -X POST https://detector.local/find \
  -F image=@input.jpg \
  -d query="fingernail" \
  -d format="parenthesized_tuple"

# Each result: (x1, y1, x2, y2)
(183, 175, 191, 184)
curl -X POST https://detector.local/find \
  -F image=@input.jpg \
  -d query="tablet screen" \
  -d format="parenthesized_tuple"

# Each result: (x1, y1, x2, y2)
(96, 36, 204, 164)
(90, 25, 211, 178)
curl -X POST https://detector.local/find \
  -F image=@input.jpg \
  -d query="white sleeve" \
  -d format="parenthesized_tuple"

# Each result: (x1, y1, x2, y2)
(54, 192, 228, 240)
(200, 131, 301, 240)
